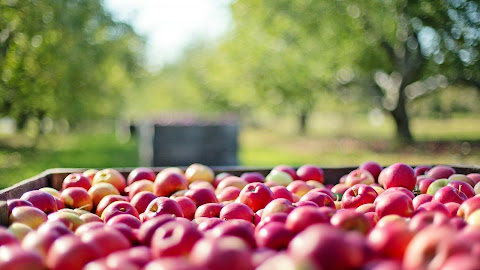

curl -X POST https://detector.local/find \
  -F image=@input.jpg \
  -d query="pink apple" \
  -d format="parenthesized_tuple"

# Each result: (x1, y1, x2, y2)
(0, 244, 44, 270)
(447, 180, 475, 198)
(355, 203, 376, 214)
(426, 165, 456, 179)
(296, 164, 324, 183)
(150, 220, 203, 258)
(7, 199, 33, 216)
(216, 186, 241, 202)
(409, 211, 449, 232)
(47, 210, 85, 231)
(195, 203, 223, 219)
(63, 173, 92, 190)
(341, 184, 378, 209)
(130, 191, 157, 215)
(413, 165, 431, 177)
(374, 191, 414, 219)
(285, 206, 333, 233)
(458, 195, 480, 220)
(417, 178, 435, 194)
(80, 227, 131, 257)
(95, 194, 128, 217)
(106, 214, 141, 229)
(444, 202, 461, 217)
(153, 171, 188, 197)
(433, 185, 467, 204)
(208, 219, 256, 248)
(378, 163, 416, 191)
(142, 197, 184, 221)
(20, 190, 58, 214)
(237, 182, 274, 212)
(197, 217, 226, 232)
(241, 172, 266, 184)
(270, 186, 294, 202)
(286, 180, 313, 197)
(359, 161, 383, 180)
(331, 183, 350, 196)
(261, 198, 295, 219)
(367, 219, 414, 259)
(448, 174, 475, 187)
(0, 227, 19, 246)
(173, 196, 197, 220)
(215, 176, 248, 194)
(46, 235, 102, 270)
(185, 188, 219, 207)
(60, 187, 93, 212)
(255, 221, 295, 250)
(412, 194, 433, 211)
(105, 246, 153, 269)
(219, 202, 254, 222)
(467, 173, 480, 185)
(125, 180, 154, 198)
(299, 191, 335, 209)
(330, 209, 372, 235)
(127, 167, 156, 185)
(345, 168, 375, 186)
(137, 215, 176, 246)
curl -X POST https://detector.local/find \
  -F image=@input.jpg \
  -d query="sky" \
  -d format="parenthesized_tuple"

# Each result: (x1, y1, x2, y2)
(103, 0, 232, 69)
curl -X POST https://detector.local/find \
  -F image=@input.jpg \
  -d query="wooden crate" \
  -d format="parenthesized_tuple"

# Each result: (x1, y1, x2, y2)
(2, 164, 480, 226)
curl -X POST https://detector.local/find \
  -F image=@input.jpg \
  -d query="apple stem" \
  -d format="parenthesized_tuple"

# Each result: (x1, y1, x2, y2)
(352, 188, 358, 196)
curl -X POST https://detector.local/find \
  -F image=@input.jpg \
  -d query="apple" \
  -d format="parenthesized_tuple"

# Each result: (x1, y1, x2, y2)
(150, 220, 203, 258)
(447, 180, 475, 198)
(88, 183, 121, 209)
(80, 213, 103, 223)
(413, 165, 431, 177)
(355, 203, 376, 213)
(331, 183, 349, 196)
(214, 172, 232, 187)
(63, 173, 92, 190)
(190, 236, 253, 270)
(46, 235, 101, 270)
(127, 167, 156, 185)
(137, 215, 176, 246)
(0, 244, 44, 270)
(216, 186, 241, 202)
(128, 191, 156, 215)
(359, 161, 383, 181)
(197, 217, 225, 232)
(8, 222, 33, 242)
(189, 181, 215, 191)
(412, 194, 433, 211)
(0, 227, 19, 246)
(7, 199, 33, 216)
(237, 182, 274, 212)
(341, 184, 378, 209)
(433, 186, 467, 204)
(92, 168, 127, 194)
(173, 196, 197, 220)
(241, 172, 266, 184)
(261, 198, 295, 219)
(408, 211, 449, 232)
(265, 170, 293, 186)
(81, 227, 131, 257)
(215, 176, 248, 194)
(272, 165, 298, 180)
(448, 174, 475, 187)
(466, 209, 480, 227)
(95, 194, 128, 217)
(142, 197, 184, 221)
(270, 186, 294, 202)
(153, 171, 188, 197)
(299, 191, 336, 209)
(39, 187, 61, 199)
(330, 209, 372, 235)
(286, 180, 313, 197)
(417, 178, 435, 194)
(208, 219, 256, 248)
(444, 202, 461, 217)
(185, 188, 219, 206)
(288, 224, 363, 269)
(75, 222, 105, 237)
(458, 196, 480, 220)
(345, 168, 375, 186)
(377, 186, 415, 200)
(47, 210, 85, 231)
(9, 206, 47, 229)
(367, 219, 414, 259)
(285, 206, 333, 233)
(20, 190, 58, 214)
(375, 191, 414, 219)
(255, 221, 295, 250)
(185, 163, 215, 184)
(219, 202, 254, 222)
(195, 203, 223, 219)
(256, 253, 317, 270)
(101, 201, 140, 223)
(426, 178, 452, 196)
(426, 165, 456, 179)
(83, 169, 99, 183)
(21, 228, 65, 260)
(467, 173, 480, 185)
(378, 163, 416, 191)
(125, 180, 154, 198)
(105, 246, 153, 269)
(255, 212, 288, 234)
(60, 187, 93, 212)
(296, 164, 324, 183)
(309, 187, 336, 200)
(475, 181, 480, 195)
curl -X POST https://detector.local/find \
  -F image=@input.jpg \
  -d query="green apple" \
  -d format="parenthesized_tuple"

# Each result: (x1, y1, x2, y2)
(426, 179, 451, 196)
(266, 170, 293, 187)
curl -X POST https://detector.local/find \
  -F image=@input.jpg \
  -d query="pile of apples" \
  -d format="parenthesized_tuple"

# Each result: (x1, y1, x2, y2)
(2, 162, 480, 270)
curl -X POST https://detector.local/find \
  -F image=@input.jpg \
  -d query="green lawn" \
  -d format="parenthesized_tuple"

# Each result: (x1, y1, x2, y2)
(1, 114, 480, 189)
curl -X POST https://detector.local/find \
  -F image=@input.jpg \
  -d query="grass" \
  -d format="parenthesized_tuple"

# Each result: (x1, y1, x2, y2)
(1, 114, 480, 189)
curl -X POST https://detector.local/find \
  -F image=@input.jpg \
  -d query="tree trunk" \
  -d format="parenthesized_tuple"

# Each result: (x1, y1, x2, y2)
(298, 110, 309, 135)
(390, 86, 413, 144)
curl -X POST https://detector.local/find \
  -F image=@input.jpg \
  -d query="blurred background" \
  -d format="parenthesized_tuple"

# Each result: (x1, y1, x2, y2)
(1, 0, 480, 188)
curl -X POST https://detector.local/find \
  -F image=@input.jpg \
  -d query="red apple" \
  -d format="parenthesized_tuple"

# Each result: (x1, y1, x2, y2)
(241, 172, 266, 184)
(299, 191, 336, 209)
(426, 165, 456, 179)
(137, 215, 176, 246)
(467, 173, 480, 185)
(81, 227, 131, 257)
(448, 174, 475, 187)
(190, 236, 253, 270)
(296, 164, 324, 183)
(88, 183, 121, 209)
(173, 196, 197, 220)
(219, 202, 254, 222)
(341, 184, 378, 209)
(9, 206, 48, 229)
(458, 195, 480, 220)
(93, 168, 127, 194)
(101, 201, 139, 222)
(214, 172, 232, 187)
(95, 194, 128, 217)
(46, 235, 101, 270)
(433, 185, 468, 204)
(255, 221, 295, 250)
(60, 187, 93, 212)
(0, 244, 44, 270)
(216, 176, 248, 194)
(130, 191, 157, 215)
(125, 180, 154, 198)
(208, 219, 256, 248)
(378, 163, 416, 191)
(106, 214, 141, 229)
(412, 194, 433, 211)
(417, 178, 435, 194)
(142, 197, 184, 221)
(150, 220, 203, 258)
(197, 217, 226, 232)
(359, 161, 383, 180)
(105, 246, 153, 269)
(261, 198, 295, 219)
(270, 186, 294, 202)
(237, 182, 274, 212)
(413, 165, 431, 177)
(185, 163, 215, 184)
(285, 206, 333, 233)
(0, 227, 19, 246)
(408, 211, 449, 232)
(444, 202, 461, 217)
(47, 210, 85, 231)
(367, 219, 414, 259)
(185, 188, 219, 207)
(7, 199, 34, 216)
(153, 171, 188, 197)
(345, 168, 375, 186)
(330, 209, 372, 235)
(216, 186, 241, 202)
(375, 191, 414, 219)
(20, 190, 58, 214)
(127, 167, 156, 185)
(447, 180, 475, 198)
(195, 203, 223, 219)
(63, 173, 92, 191)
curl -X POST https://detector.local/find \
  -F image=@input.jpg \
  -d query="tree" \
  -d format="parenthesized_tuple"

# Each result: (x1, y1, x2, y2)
(0, 0, 144, 130)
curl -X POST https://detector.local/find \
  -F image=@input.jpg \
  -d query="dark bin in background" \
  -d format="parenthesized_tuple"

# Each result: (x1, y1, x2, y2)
(136, 116, 239, 167)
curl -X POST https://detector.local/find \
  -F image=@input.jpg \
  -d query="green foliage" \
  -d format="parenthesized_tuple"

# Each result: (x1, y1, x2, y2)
(0, 0, 144, 128)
